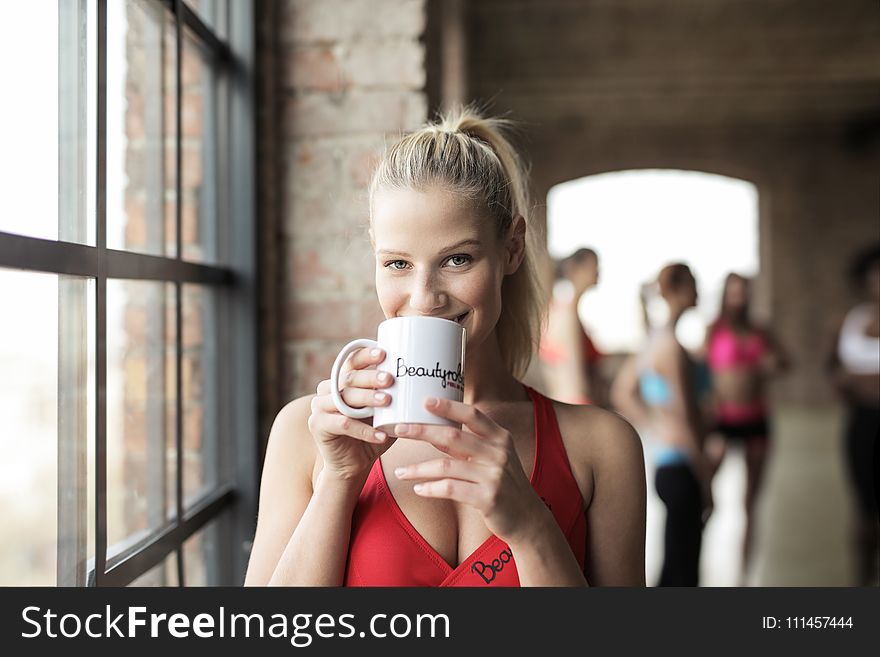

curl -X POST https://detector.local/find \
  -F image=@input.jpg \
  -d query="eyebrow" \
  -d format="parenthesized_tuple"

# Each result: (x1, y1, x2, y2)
(376, 239, 483, 257)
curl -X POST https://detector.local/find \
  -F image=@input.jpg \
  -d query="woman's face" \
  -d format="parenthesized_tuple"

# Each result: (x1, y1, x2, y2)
(571, 256, 599, 291)
(724, 276, 748, 310)
(371, 186, 518, 348)
(681, 274, 698, 309)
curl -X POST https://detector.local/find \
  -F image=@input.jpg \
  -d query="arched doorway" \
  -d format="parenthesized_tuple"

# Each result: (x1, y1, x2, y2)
(547, 169, 760, 354)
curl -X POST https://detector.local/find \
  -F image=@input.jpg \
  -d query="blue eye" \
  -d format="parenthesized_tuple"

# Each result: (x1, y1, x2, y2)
(385, 260, 409, 271)
(446, 254, 472, 268)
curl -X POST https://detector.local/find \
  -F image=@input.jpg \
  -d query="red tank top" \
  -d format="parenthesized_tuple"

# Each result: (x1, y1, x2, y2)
(343, 386, 587, 586)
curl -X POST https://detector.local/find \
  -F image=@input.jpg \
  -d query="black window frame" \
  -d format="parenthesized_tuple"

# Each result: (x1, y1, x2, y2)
(0, 0, 256, 587)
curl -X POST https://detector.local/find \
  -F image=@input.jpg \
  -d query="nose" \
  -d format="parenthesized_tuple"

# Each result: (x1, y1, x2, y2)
(408, 270, 447, 315)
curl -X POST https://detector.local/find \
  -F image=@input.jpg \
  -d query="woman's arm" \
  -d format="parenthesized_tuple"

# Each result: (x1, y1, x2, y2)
(762, 326, 791, 376)
(824, 317, 854, 401)
(545, 300, 591, 403)
(578, 408, 647, 586)
(244, 396, 362, 586)
(610, 354, 649, 427)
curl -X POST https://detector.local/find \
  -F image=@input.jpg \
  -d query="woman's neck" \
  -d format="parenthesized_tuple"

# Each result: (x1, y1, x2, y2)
(665, 304, 686, 330)
(462, 332, 528, 405)
(724, 310, 749, 331)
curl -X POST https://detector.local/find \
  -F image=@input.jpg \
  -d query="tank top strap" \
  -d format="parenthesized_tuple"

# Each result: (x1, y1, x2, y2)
(523, 385, 585, 535)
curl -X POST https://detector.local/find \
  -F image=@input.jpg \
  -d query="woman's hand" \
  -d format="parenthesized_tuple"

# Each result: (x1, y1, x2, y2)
(392, 397, 549, 545)
(308, 348, 396, 481)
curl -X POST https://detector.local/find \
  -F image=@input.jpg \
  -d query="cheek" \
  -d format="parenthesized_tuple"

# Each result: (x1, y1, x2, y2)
(375, 272, 405, 315)
(466, 264, 503, 305)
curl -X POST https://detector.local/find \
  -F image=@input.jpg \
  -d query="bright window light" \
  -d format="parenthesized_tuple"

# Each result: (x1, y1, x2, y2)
(547, 170, 759, 352)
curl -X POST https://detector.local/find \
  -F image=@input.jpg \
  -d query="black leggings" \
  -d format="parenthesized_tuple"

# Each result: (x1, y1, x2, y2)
(844, 404, 879, 518)
(655, 463, 704, 586)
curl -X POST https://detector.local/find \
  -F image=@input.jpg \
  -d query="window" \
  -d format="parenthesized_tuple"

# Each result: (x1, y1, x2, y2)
(0, 0, 255, 586)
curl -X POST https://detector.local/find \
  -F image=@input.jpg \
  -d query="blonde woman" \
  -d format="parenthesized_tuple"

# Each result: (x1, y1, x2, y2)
(245, 108, 646, 587)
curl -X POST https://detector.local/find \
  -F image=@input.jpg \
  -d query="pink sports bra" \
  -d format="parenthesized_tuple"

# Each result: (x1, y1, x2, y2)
(707, 323, 767, 371)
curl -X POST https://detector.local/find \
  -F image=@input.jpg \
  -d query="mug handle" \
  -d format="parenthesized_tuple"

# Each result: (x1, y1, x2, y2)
(330, 338, 380, 419)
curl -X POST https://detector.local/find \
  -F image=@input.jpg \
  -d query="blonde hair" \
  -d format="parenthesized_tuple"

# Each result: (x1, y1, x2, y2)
(369, 106, 545, 379)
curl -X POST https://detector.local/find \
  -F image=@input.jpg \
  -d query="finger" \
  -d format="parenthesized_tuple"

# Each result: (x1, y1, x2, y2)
(394, 457, 491, 484)
(421, 397, 501, 440)
(309, 403, 387, 444)
(311, 390, 390, 414)
(343, 368, 394, 390)
(394, 423, 500, 461)
(412, 478, 483, 506)
(341, 386, 392, 409)
(343, 346, 386, 374)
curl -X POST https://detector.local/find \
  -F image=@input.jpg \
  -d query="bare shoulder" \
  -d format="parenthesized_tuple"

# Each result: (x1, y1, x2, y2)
(555, 403, 643, 465)
(553, 402, 645, 505)
(262, 395, 320, 490)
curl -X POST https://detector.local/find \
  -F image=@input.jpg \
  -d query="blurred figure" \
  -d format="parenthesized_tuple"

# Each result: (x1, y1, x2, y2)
(538, 248, 607, 405)
(827, 244, 880, 586)
(704, 273, 789, 585)
(613, 264, 712, 586)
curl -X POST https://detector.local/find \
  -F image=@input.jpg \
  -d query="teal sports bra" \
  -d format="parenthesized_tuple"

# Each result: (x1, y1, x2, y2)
(639, 371, 673, 407)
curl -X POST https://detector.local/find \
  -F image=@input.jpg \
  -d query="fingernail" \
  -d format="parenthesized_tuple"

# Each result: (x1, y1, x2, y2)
(394, 467, 406, 477)
(396, 423, 410, 434)
(425, 396, 438, 407)
(374, 431, 386, 442)
(374, 392, 387, 402)
(371, 348, 382, 358)
(378, 372, 390, 383)
(413, 483, 424, 493)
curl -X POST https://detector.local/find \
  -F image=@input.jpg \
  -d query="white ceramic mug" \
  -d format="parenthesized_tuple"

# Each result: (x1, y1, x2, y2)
(330, 316, 466, 434)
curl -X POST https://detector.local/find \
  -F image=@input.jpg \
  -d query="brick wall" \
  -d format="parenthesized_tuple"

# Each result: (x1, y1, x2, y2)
(258, 0, 427, 443)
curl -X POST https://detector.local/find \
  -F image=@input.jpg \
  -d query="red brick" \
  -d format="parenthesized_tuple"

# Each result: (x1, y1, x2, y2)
(286, 299, 357, 341)
(282, 0, 425, 44)
(181, 91, 204, 139)
(284, 90, 426, 138)
(286, 46, 347, 92)
(346, 40, 425, 90)
(123, 196, 147, 248)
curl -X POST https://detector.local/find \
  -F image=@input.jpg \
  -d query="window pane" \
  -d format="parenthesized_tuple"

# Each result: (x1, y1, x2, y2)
(59, 275, 97, 586)
(107, 280, 177, 554)
(183, 515, 228, 586)
(181, 32, 222, 264)
(187, 0, 228, 41)
(182, 285, 221, 505)
(107, 0, 177, 257)
(0, 269, 94, 586)
(0, 269, 57, 584)
(0, 4, 58, 241)
(127, 552, 178, 586)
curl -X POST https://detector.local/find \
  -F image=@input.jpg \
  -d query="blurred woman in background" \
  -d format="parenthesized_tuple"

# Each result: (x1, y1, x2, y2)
(827, 244, 880, 586)
(704, 273, 789, 584)
(538, 248, 607, 406)
(613, 263, 712, 586)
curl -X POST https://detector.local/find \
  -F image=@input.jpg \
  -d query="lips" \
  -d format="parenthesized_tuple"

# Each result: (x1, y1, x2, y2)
(453, 312, 469, 325)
